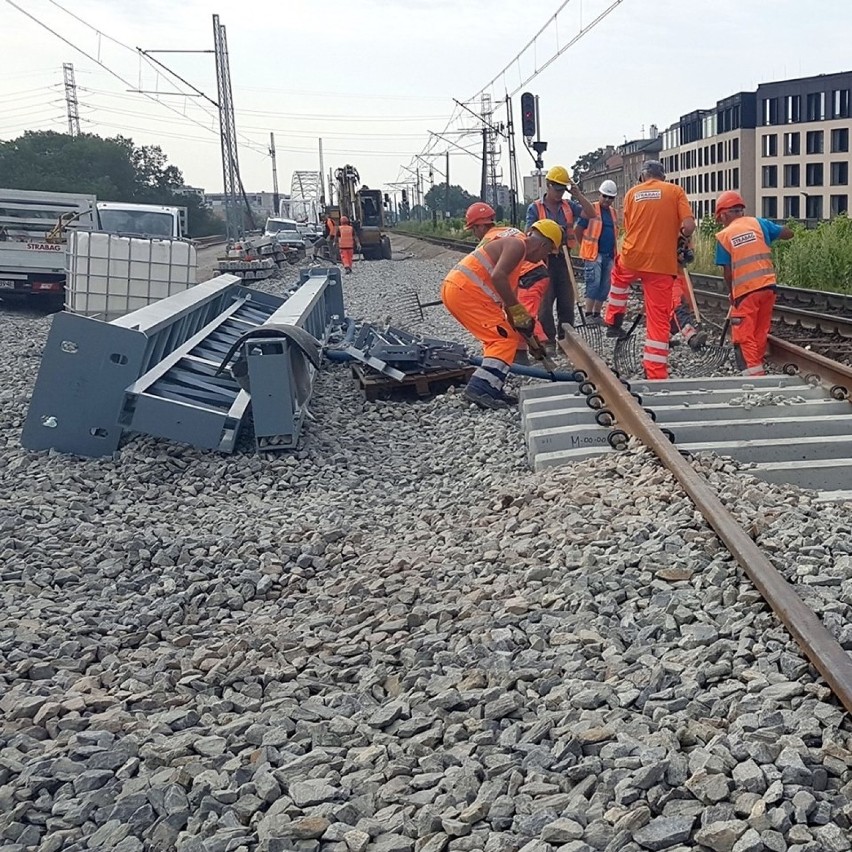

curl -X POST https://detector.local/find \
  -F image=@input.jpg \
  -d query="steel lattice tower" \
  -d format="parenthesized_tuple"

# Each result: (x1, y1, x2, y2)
(213, 15, 243, 239)
(63, 62, 80, 136)
(289, 171, 322, 222)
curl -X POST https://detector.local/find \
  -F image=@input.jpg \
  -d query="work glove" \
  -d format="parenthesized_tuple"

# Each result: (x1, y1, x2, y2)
(677, 235, 694, 266)
(505, 303, 535, 336)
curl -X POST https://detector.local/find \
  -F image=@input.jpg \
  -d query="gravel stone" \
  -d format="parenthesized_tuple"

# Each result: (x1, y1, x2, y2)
(2, 248, 851, 852)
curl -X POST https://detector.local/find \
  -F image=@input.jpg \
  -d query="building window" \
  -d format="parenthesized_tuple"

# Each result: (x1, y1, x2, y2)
(711, 145, 716, 164)
(831, 128, 849, 152)
(733, 168, 739, 190)
(832, 89, 851, 118)
(698, 147, 703, 167)
(785, 94, 801, 123)
(784, 132, 800, 155)
(831, 194, 849, 216)
(717, 141, 723, 162)
(710, 172, 716, 192)
(762, 165, 778, 187)
(784, 164, 800, 187)
(762, 97, 779, 125)
(831, 161, 849, 186)
(806, 163, 824, 186)
(762, 196, 778, 218)
(732, 137, 739, 160)
(806, 92, 826, 121)
(784, 195, 801, 218)
(762, 134, 778, 157)
(806, 130, 824, 155)
(805, 195, 823, 219)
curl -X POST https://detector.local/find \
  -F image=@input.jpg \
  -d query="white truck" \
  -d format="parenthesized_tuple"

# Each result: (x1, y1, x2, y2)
(96, 202, 187, 239)
(0, 188, 97, 303)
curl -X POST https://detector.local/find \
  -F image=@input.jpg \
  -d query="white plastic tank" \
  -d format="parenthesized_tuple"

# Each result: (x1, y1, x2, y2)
(66, 231, 198, 320)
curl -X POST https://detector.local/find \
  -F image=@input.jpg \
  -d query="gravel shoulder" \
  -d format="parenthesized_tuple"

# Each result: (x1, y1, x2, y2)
(1, 250, 851, 852)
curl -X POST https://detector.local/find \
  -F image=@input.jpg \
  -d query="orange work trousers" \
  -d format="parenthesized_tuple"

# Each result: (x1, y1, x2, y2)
(340, 247, 354, 270)
(731, 287, 775, 376)
(517, 277, 549, 342)
(604, 257, 676, 379)
(441, 273, 521, 365)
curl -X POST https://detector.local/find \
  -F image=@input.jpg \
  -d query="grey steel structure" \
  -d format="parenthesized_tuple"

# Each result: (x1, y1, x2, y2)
(213, 15, 242, 240)
(21, 269, 344, 457)
(63, 62, 81, 137)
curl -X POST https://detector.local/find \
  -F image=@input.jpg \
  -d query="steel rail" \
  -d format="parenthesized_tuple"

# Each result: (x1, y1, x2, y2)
(766, 334, 852, 393)
(558, 325, 852, 715)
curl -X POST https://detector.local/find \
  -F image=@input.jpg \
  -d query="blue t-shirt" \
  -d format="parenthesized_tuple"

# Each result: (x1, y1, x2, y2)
(526, 197, 582, 232)
(714, 217, 784, 266)
(577, 207, 616, 258)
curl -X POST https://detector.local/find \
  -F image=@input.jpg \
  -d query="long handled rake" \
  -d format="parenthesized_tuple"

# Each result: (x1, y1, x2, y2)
(563, 247, 602, 350)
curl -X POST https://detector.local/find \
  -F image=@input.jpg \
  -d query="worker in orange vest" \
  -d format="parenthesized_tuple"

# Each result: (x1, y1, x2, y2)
(467, 203, 548, 364)
(575, 179, 619, 323)
(714, 191, 793, 375)
(603, 160, 695, 379)
(442, 204, 561, 409)
(313, 213, 338, 261)
(336, 215, 359, 274)
(526, 165, 595, 353)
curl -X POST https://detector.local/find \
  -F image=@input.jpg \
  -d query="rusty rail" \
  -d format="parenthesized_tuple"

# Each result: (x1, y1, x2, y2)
(559, 326, 852, 714)
(767, 334, 852, 395)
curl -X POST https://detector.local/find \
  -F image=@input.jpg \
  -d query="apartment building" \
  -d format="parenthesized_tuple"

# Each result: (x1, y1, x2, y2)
(756, 71, 851, 220)
(659, 71, 851, 221)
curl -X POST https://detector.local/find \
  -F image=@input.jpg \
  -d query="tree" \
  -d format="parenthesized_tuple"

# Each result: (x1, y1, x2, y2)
(424, 182, 479, 217)
(0, 130, 220, 236)
(571, 147, 607, 180)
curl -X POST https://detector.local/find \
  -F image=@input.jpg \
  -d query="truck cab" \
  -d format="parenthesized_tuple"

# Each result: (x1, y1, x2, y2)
(96, 202, 186, 239)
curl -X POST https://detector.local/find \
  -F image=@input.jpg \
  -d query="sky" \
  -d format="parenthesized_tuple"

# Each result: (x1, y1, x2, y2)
(2, 0, 851, 201)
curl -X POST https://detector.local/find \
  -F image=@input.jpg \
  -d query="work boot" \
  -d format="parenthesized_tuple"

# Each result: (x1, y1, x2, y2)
(498, 388, 519, 405)
(544, 341, 557, 358)
(605, 315, 627, 339)
(513, 350, 531, 366)
(462, 378, 510, 410)
(688, 330, 708, 351)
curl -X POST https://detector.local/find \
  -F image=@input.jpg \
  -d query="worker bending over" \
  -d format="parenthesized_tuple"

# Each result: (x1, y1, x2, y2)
(603, 160, 695, 379)
(336, 215, 359, 274)
(442, 203, 562, 409)
(714, 191, 793, 376)
(467, 203, 549, 365)
(575, 179, 619, 323)
(526, 166, 595, 353)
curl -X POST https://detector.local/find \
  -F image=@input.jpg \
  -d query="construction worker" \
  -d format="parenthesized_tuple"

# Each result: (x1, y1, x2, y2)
(466, 203, 548, 364)
(336, 215, 359, 274)
(575, 179, 619, 323)
(441, 206, 562, 409)
(603, 160, 695, 379)
(526, 165, 596, 352)
(714, 190, 794, 376)
(313, 213, 338, 261)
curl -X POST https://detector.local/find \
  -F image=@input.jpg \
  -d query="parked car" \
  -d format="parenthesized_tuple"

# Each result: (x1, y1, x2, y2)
(264, 217, 306, 251)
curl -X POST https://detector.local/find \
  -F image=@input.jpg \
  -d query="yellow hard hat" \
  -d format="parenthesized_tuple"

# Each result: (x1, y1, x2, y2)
(529, 219, 563, 250)
(545, 165, 571, 186)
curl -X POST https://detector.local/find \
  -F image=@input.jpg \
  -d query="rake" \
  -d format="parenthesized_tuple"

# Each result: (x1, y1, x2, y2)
(400, 290, 443, 324)
(563, 247, 603, 351)
(612, 314, 646, 377)
(672, 314, 733, 377)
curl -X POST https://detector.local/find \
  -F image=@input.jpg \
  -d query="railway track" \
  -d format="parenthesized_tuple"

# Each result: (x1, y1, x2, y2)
(550, 328, 852, 716)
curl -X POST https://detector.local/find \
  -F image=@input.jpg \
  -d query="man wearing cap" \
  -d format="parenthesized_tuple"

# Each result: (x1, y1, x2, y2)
(603, 160, 695, 379)
(441, 203, 562, 409)
(714, 190, 793, 376)
(575, 179, 619, 322)
(526, 166, 596, 352)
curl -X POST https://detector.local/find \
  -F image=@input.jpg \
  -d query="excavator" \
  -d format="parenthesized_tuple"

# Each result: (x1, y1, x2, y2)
(326, 165, 392, 261)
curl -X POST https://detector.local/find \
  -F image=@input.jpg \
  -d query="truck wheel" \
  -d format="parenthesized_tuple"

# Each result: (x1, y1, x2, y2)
(381, 237, 392, 260)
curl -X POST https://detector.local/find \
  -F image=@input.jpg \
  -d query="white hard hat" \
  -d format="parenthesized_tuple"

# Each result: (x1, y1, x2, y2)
(599, 180, 618, 197)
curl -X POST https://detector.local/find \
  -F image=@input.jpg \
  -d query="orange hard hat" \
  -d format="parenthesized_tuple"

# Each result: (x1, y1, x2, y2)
(340, 215, 350, 224)
(715, 190, 746, 220)
(464, 202, 496, 229)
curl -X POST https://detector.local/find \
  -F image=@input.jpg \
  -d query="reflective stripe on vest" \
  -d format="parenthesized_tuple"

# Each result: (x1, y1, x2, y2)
(338, 224, 355, 249)
(579, 202, 618, 261)
(450, 238, 525, 303)
(534, 199, 576, 248)
(476, 226, 523, 249)
(716, 216, 776, 300)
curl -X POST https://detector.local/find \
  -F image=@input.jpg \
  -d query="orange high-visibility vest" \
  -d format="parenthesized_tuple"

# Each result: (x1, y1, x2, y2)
(715, 216, 776, 301)
(476, 225, 523, 248)
(338, 224, 355, 249)
(579, 201, 619, 261)
(534, 200, 577, 249)
(445, 233, 528, 304)
(325, 217, 337, 239)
